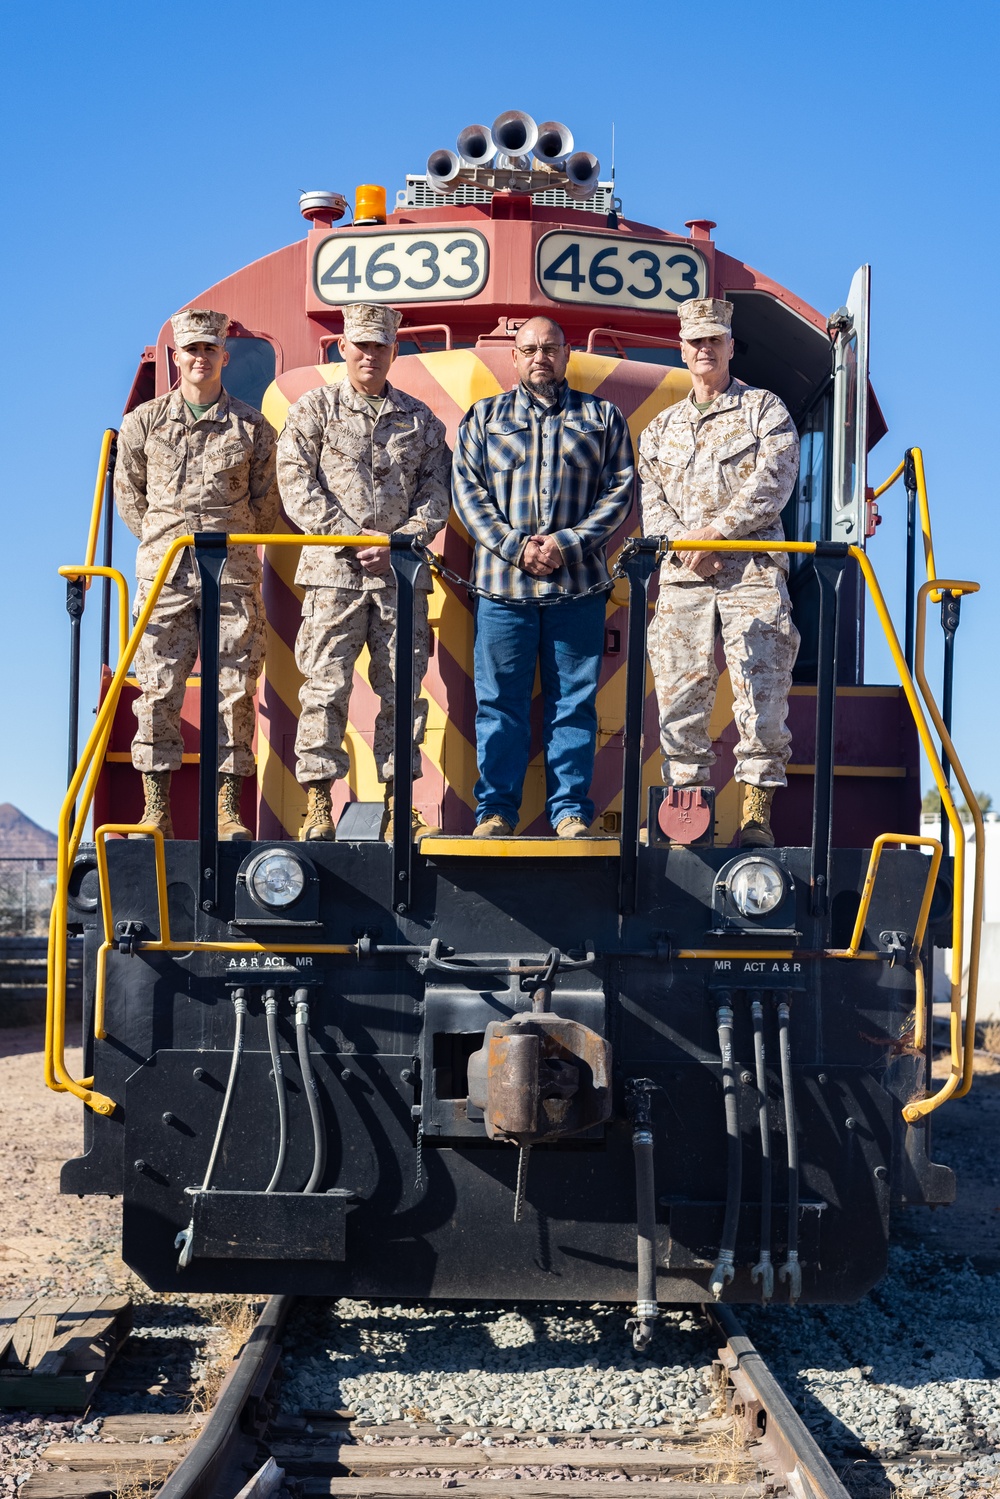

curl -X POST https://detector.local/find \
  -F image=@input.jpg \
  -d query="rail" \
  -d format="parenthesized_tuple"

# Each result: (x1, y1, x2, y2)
(148, 1295, 849, 1499)
(46, 534, 979, 1125)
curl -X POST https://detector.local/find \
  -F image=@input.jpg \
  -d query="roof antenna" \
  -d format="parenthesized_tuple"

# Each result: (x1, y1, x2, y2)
(606, 122, 619, 229)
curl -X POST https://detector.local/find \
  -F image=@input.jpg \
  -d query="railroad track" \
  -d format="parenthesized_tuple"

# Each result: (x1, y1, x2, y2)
(29, 1297, 852, 1499)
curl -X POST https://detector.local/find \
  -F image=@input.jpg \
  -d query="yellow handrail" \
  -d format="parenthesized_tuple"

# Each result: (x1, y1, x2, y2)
(57, 566, 130, 665)
(873, 459, 905, 498)
(73, 429, 117, 589)
(910, 579, 985, 1114)
(843, 834, 942, 959)
(46, 532, 978, 1127)
(46, 533, 388, 1110)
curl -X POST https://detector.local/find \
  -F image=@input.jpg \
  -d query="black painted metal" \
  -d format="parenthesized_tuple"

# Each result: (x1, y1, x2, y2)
(66, 834, 952, 1300)
(809, 545, 849, 918)
(99, 436, 118, 671)
(619, 540, 659, 915)
(903, 448, 918, 672)
(156, 1294, 292, 1499)
(389, 538, 423, 914)
(194, 533, 228, 916)
(939, 590, 962, 862)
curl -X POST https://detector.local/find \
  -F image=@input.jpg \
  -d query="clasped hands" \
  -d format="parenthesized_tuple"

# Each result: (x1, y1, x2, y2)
(521, 534, 564, 578)
(678, 526, 725, 580)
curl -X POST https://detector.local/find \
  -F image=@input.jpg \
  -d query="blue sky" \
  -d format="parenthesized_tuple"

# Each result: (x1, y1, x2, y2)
(1, 0, 996, 831)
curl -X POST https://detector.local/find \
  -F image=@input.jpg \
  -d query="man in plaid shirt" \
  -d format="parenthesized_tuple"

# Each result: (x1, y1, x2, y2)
(452, 317, 634, 838)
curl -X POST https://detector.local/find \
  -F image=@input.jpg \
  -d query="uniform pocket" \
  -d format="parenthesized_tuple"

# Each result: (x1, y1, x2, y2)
(208, 438, 252, 500)
(715, 431, 758, 494)
(323, 427, 368, 464)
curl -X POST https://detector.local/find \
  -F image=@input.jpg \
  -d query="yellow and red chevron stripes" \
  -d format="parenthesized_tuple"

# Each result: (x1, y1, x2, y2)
(256, 349, 701, 839)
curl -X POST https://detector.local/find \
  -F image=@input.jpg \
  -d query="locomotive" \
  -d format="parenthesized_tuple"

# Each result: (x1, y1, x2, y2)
(47, 110, 983, 1338)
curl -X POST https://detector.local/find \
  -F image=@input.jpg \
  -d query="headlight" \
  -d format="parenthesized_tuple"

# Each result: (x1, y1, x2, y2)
(725, 857, 785, 918)
(246, 851, 307, 910)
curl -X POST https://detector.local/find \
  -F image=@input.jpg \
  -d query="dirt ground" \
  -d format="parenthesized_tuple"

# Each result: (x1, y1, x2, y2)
(0, 1027, 128, 1299)
(1, 1023, 997, 1297)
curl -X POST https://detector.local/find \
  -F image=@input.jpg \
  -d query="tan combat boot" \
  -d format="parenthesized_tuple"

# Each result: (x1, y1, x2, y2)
(130, 771, 173, 839)
(300, 780, 335, 842)
(382, 778, 425, 842)
(740, 785, 776, 848)
(218, 773, 252, 841)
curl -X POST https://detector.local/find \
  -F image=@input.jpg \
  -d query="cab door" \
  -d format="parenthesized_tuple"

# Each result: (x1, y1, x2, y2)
(828, 265, 871, 546)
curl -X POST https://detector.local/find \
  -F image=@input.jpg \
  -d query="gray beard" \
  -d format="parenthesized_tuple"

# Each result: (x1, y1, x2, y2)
(524, 374, 560, 403)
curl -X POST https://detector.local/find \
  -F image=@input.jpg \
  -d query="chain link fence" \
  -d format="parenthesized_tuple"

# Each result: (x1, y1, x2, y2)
(0, 858, 57, 937)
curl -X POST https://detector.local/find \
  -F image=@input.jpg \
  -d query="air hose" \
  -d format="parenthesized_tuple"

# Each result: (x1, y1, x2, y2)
(175, 987, 247, 1270)
(264, 989, 288, 1193)
(625, 1077, 659, 1352)
(295, 988, 326, 1194)
(709, 999, 741, 1299)
(750, 998, 774, 1302)
(776, 998, 802, 1303)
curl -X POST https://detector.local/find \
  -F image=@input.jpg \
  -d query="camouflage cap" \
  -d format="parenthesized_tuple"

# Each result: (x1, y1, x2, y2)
(171, 308, 229, 348)
(342, 302, 402, 346)
(678, 298, 734, 341)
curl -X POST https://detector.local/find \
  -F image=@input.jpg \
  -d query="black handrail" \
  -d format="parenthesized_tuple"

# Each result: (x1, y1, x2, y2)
(809, 543, 849, 920)
(618, 540, 659, 916)
(390, 537, 423, 914)
(98, 436, 118, 671)
(195, 533, 228, 918)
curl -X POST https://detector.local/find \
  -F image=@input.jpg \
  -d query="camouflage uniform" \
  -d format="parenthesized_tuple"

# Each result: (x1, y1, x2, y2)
(277, 377, 451, 785)
(639, 378, 800, 787)
(115, 387, 278, 775)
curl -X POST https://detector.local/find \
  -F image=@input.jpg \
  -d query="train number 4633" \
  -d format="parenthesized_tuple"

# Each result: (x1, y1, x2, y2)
(536, 231, 708, 314)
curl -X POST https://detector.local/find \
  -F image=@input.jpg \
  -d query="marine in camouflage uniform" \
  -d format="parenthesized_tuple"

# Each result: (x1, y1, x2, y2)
(115, 308, 279, 840)
(276, 303, 451, 842)
(638, 298, 800, 846)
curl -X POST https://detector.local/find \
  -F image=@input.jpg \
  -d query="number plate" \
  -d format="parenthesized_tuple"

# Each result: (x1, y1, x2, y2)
(536, 231, 708, 314)
(312, 229, 489, 305)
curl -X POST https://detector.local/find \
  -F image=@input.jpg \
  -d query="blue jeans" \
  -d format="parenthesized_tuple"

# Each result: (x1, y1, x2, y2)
(473, 594, 606, 829)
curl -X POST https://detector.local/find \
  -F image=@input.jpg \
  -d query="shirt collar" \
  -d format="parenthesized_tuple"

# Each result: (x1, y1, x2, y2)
(168, 387, 232, 425)
(339, 376, 401, 415)
(516, 378, 569, 418)
(686, 378, 743, 417)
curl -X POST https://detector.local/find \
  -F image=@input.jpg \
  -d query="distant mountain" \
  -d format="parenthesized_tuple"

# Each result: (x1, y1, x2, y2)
(0, 804, 57, 858)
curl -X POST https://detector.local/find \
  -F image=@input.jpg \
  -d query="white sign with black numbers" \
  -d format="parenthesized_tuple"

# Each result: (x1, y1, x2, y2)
(312, 229, 489, 305)
(536, 231, 708, 314)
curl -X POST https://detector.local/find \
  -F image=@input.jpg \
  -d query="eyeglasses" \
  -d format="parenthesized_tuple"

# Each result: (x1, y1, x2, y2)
(514, 343, 565, 358)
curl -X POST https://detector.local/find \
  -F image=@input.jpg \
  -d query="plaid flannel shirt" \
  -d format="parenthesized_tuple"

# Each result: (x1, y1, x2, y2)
(452, 381, 635, 599)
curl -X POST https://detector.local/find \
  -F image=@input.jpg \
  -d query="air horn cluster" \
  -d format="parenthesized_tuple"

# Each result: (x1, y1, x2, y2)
(426, 111, 601, 199)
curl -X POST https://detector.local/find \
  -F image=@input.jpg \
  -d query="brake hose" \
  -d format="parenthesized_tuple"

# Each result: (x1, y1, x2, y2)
(776, 998, 802, 1302)
(709, 998, 741, 1299)
(750, 998, 774, 1302)
(264, 989, 288, 1193)
(625, 1078, 659, 1351)
(175, 988, 247, 1269)
(295, 988, 326, 1193)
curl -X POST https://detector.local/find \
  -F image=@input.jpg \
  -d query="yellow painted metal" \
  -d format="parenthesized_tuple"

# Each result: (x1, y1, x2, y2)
(76, 429, 117, 588)
(872, 459, 905, 498)
(786, 764, 906, 778)
(58, 565, 130, 663)
(909, 578, 985, 1115)
(418, 836, 621, 858)
(842, 834, 943, 958)
(673, 949, 880, 961)
(46, 532, 386, 1112)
